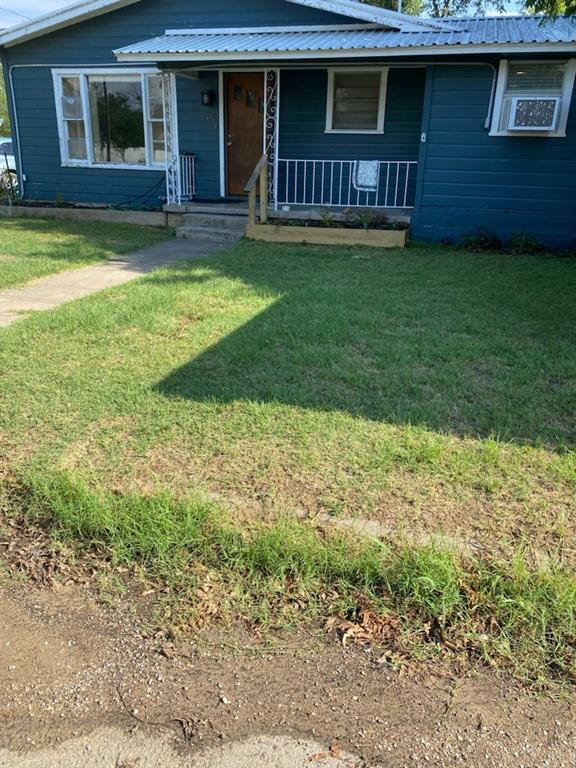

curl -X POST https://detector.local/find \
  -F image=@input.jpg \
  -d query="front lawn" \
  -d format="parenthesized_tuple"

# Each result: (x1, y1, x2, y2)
(1, 240, 574, 561)
(2, 238, 576, 683)
(0, 217, 170, 290)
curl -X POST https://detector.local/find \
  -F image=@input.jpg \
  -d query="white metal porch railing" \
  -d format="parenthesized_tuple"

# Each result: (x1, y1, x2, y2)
(165, 153, 197, 205)
(180, 153, 197, 201)
(276, 159, 418, 209)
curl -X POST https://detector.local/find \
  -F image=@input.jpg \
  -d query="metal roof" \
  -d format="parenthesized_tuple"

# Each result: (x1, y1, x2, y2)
(0, 0, 443, 48)
(114, 16, 576, 60)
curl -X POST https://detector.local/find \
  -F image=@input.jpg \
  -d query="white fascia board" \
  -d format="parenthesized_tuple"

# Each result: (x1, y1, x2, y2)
(0, 0, 141, 47)
(115, 44, 576, 62)
(283, 0, 454, 31)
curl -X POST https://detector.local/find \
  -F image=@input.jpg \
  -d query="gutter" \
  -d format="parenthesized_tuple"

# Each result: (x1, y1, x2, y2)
(114, 42, 576, 62)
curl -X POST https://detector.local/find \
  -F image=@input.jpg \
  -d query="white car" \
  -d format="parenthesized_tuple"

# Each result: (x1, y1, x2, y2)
(0, 137, 15, 172)
(0, 137, 17, 194)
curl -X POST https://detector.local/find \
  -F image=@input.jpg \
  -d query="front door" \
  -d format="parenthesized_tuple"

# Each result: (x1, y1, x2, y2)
(225, 72, 264, 196)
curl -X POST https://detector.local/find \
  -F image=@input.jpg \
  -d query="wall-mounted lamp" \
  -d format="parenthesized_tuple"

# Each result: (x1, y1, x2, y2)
(201, 90, 215, 106)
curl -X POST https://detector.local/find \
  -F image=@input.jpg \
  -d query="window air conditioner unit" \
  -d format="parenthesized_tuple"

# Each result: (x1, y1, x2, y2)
(507, 96, 560, 131)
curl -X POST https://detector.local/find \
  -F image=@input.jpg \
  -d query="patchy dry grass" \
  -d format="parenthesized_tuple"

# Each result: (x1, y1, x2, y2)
(1, 240, 574, 562)
(10, 468, 576, 687)
(0, 217, 170, 290)
(1, 238, 575, 683)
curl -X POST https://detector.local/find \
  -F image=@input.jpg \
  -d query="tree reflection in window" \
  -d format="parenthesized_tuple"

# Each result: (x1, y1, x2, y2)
(89, 77, 146, 164)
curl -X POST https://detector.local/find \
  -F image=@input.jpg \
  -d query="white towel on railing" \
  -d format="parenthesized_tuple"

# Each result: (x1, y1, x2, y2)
(353, 160, 379, 192)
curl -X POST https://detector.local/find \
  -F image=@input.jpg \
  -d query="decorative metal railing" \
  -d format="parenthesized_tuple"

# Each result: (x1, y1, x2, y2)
(180, 153, 197, 201)
(276, 159, 418, 209)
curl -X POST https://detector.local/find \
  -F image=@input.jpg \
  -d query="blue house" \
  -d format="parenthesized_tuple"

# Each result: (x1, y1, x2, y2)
(1, 0, 575, 246)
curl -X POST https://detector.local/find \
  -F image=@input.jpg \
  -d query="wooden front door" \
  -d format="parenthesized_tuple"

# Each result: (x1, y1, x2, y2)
(225, 73, 264, 196)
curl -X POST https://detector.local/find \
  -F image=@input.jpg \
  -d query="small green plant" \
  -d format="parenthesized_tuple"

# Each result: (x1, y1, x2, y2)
(55, 192, 65, 208)
(319, 209, 337, 228)
(354, 210, 375, 231)
(460, 227, 502, 252)
(508, 233, 545, 256)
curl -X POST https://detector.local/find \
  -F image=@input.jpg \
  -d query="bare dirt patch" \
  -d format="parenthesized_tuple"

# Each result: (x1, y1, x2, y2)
(0, 553, 575, 767)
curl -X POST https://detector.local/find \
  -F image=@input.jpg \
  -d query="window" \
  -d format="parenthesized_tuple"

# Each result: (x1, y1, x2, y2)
(53, 70, 167, 168)
(89, 75, 146, 164)
(61, 76, 88, 160)
(146, 75, 166, 165)
(326, 69, 388, 133)
(490, 60, 576, 137)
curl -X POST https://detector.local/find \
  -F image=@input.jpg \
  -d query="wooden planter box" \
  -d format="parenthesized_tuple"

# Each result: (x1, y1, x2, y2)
(0, 205, 184, 228)
(245, 222, 407, 248)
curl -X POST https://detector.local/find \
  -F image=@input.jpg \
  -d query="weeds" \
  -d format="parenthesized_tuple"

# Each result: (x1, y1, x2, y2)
(15, 469, 576, 687)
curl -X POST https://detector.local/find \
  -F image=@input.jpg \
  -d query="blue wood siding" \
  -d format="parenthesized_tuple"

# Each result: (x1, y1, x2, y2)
(5, 0, 351, 65)
(4, 0, 350, 205)
(277, 67, 425, 207)
(411, 64, 576, 248)
(177, 73, 220, 200)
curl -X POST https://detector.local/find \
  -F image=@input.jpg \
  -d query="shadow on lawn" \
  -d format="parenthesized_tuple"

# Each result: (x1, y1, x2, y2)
(154, 245, 575, 449)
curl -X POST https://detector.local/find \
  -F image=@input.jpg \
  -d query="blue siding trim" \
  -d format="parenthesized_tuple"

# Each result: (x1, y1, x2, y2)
(411, 64, 576, 248)
(413, 64, 432, 210)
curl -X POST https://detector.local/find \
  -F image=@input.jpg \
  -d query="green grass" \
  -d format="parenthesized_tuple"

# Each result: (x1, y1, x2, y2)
(0, 240, 574, 562)
(0, 217, 171, 290)
(1, 236, 576, 681)
(14, 468, 576, 686)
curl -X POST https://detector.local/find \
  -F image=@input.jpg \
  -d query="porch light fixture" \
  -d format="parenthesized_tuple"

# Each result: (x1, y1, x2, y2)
(201, 90, 215, 106)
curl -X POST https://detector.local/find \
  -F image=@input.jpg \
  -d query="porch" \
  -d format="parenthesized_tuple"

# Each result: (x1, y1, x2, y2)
(158, 64, 425, 218)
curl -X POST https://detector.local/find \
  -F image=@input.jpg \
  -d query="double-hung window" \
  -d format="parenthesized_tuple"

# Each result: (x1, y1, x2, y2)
(490, 60, 576, 137)
(53, 70, 167, 168)
(326, 69, 388, 134)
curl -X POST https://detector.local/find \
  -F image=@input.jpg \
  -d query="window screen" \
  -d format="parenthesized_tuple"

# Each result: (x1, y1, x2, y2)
(332, 72, 381, 131)
(507, 63, 565, 93)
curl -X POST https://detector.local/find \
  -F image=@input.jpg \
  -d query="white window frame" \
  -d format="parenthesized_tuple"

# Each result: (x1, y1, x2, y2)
(325, 68, 388, 135)
(52, 67, 164, 170)
(490, 59, 576, 138)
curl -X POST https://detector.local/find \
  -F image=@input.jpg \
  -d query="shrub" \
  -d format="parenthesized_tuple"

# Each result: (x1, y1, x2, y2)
(508, 233, 545, 256)
(460, 226, 503, 252)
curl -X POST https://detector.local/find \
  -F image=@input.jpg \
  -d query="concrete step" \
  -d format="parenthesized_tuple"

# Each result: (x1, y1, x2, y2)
(165, 203, 249, 216)
(176, 225, 244, 243)
(182, 213, 247, 229)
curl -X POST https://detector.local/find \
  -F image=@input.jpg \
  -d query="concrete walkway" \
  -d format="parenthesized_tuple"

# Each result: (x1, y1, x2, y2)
(0, 238, 227, 328)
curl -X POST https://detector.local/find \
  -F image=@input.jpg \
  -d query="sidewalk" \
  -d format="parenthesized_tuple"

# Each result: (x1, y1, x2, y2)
(0, 238, 226, 327)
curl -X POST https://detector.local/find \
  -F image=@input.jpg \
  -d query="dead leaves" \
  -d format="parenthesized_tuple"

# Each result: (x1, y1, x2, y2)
(0, 518, 83, 588)
(326, 610, 400, 648)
